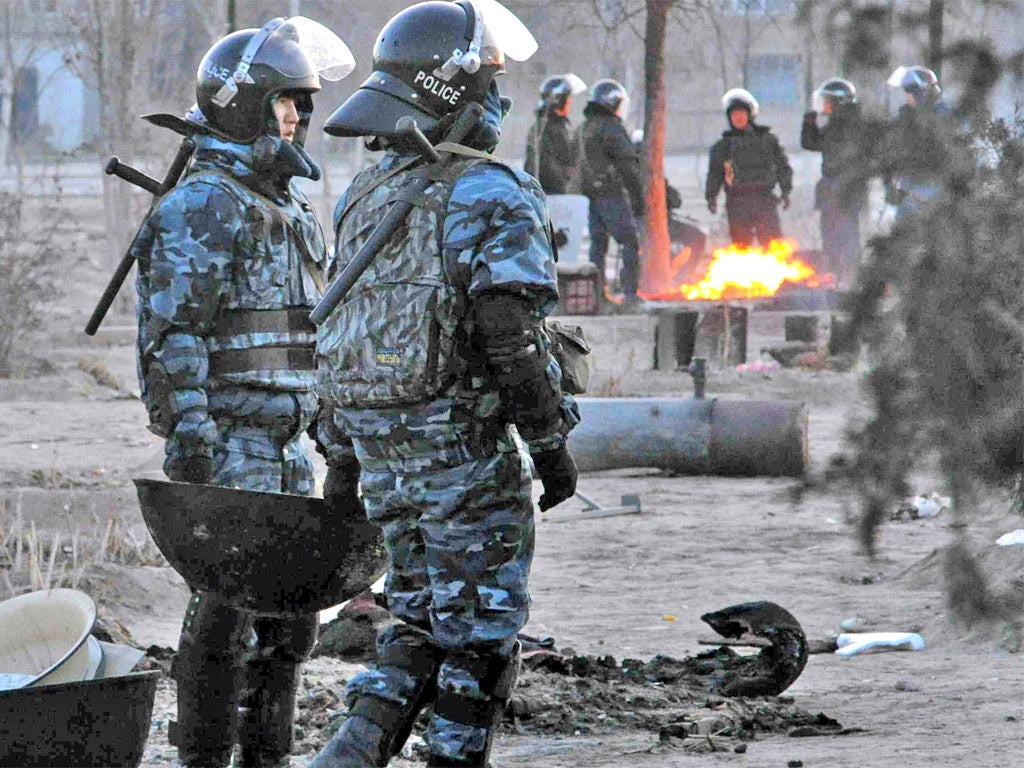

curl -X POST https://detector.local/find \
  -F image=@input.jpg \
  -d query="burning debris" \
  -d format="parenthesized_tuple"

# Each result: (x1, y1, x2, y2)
(643, 239, 833, 302)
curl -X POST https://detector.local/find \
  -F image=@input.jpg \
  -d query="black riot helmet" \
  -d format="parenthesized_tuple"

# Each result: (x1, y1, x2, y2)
(588, 78, 628, 114)
(194, 16, 354, 144)
(815, 77, 857, 109)
(539, 73, 586, 111)
(325, 0, 537, 138)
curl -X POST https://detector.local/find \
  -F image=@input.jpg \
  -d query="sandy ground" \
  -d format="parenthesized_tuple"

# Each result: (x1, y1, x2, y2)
(2, 323, 1022, 768)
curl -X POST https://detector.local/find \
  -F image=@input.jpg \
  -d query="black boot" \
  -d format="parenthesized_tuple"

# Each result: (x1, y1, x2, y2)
(169, 592, 251, 768)
(238, 613, 319, 768)
(238, 660, 302, 768)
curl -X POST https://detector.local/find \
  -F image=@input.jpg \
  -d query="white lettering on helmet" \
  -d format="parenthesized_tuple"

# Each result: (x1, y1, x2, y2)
(414, 70, 464, 106)
(204, 61, 232, 83)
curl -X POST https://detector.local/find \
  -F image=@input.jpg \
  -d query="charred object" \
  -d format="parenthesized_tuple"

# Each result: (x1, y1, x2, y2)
(695, 600, 808, 696)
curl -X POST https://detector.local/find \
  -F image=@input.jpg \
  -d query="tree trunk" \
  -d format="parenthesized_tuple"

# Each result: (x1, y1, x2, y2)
(639, 0, 672, 297)
(928, 0, 944, 79)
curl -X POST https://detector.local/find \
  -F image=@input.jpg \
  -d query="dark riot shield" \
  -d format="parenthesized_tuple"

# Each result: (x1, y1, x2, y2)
(134, 479, 385, 614)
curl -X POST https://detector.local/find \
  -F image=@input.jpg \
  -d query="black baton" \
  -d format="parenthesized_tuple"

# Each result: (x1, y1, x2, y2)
(309, 103, 483, 326)
(85, 136, 195, 336)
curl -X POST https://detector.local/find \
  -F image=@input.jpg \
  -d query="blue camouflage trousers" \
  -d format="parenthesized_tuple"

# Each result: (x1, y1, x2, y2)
(204, 389, 316, 494)
(325, 413, 534, 761)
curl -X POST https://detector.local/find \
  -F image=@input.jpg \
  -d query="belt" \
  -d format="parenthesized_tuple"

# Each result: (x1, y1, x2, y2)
(215, 308, 315, 338)
(208, 345, 316, 376)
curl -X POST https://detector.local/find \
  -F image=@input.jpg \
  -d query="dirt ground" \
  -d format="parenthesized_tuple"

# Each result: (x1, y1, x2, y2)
(2, 323, 1021, 768)
(0, 200, 1021, 766)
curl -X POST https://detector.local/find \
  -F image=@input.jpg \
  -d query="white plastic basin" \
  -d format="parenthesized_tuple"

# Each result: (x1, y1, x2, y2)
(0, 588, 99, 690)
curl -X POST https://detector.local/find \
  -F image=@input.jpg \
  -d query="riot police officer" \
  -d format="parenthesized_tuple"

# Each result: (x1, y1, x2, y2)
(881, 65, 967, 221)
(312, 2, 579, 766)
(801, 77, 870, 286)
(579, 78, 644, 305)
(523, 72, 586, 194)
(133, 18, 354, 767)
(706, 88, 793, 247)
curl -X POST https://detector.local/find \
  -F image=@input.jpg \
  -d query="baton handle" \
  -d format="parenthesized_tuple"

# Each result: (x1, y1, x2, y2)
(105, 156, 161, 195)
(85, 137, 196, 336)
(309, 103, 484, 326)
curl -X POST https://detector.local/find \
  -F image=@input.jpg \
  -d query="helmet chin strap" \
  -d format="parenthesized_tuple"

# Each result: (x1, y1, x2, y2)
(434, 0, 484, 81)
(212, 17, 286, 108)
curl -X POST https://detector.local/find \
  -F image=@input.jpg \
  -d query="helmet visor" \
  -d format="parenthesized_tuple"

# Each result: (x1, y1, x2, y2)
(887, 66, 911, 88)
(562, 72, 587, 95)
(263, 16, 355, 82)
(475, 0, 538, 63)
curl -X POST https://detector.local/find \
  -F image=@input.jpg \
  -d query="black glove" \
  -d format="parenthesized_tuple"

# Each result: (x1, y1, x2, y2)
(707, 198, 718, 215)
(166, 455, 214, 485)
(324, 455, 365, 520)
(531, 445, 578, 512)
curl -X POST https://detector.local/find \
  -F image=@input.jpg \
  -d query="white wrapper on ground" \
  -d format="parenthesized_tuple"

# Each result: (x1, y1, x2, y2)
(835, 632, 925, 657)
(996, 529, 1024, 547)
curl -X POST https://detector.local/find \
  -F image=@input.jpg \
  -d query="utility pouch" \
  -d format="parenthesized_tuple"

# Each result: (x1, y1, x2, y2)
(144, 359, 176, 438)
(545, 320, 592, 395)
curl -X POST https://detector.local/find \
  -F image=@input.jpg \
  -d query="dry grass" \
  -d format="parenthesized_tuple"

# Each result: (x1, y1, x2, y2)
(0, 496, 165, 598)
(76, 356, 124, 391)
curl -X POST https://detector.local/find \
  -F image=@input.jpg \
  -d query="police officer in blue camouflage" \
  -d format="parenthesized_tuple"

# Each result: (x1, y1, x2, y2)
(133, 18, 355, 767)
(310, 2, 579, 766)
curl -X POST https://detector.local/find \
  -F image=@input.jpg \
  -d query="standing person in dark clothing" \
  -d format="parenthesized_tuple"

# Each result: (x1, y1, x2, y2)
(881, 65, 968, 222)
(580, 78, 644, 305)
(705, 88, 793, 248)
(802, 77, 869, 286)
(524, 73, 586, 194)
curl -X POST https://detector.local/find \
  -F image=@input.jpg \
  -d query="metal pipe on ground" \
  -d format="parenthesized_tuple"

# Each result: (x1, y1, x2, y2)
(571, 397, 808, 477)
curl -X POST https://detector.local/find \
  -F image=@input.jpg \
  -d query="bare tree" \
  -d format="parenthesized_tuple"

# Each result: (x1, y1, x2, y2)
(639, 0, 672, 295)
(0, 5, 72, 194)
(61, 0, 163, 316)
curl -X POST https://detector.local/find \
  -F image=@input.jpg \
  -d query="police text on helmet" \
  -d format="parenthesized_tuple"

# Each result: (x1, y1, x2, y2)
(414, 70, 463, 106)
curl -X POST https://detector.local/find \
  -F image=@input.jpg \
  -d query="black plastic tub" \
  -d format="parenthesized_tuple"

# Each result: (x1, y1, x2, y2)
(0, 670, 161, 767)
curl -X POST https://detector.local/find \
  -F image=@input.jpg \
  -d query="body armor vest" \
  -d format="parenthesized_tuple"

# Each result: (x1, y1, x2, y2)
(317, 154, 532, 408)
(723, 130, 781, 192)
(181, 169, 325, 384)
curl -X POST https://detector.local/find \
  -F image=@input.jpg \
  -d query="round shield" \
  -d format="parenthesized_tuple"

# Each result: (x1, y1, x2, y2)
(134, 479, 385, 615)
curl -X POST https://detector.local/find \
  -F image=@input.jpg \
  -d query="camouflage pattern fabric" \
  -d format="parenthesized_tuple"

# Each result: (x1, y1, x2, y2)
(338, 422, 532, 761)
(134, 135, 326, 476)
(135, 134, 327, 766)
(316, 97, 578, 764)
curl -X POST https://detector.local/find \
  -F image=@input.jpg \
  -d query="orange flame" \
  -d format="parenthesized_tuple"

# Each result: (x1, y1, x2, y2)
(677, 240, 825, 301)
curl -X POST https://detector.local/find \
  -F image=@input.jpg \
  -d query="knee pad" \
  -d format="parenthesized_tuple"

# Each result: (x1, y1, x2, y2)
(341, 639, 445, 765)
(429, 645, 520, 767)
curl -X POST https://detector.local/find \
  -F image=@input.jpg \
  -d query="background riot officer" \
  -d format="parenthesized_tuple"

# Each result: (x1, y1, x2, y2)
(801, 77, 870, 287)
(313, 2, 578, 766)
(133, 18, 354, 768)
(579, 78, 644, 305)
(705, 88, 793, 247)
(881, 65, 967, 220)
(524, 72, 586, 194)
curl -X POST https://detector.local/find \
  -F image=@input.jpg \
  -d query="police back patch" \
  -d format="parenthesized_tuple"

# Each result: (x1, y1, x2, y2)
(375, 349, 402, 367)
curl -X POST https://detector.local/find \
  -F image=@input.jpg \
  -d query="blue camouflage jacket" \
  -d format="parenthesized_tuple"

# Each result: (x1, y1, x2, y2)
(134, 135, 327, 456)
(317, 93, 577, 463)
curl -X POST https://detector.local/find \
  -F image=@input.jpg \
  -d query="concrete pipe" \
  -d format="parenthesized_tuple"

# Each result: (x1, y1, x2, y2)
(571, 398, 808, 477)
